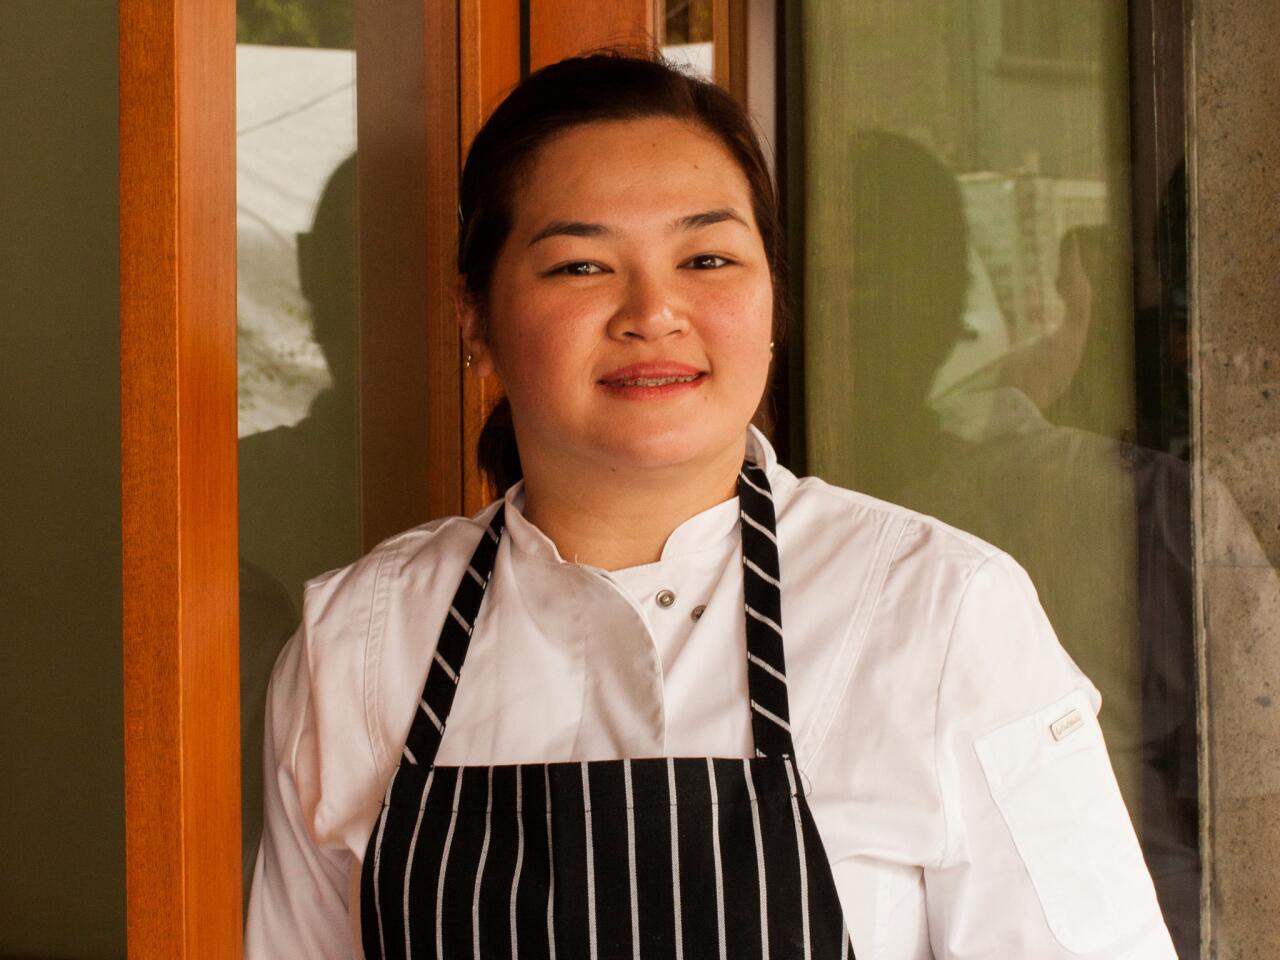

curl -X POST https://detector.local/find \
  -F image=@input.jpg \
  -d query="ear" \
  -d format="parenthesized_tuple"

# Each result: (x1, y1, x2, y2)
(456, 277, 496, 378)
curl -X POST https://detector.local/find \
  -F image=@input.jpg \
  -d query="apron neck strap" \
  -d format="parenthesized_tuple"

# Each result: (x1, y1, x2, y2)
(737, 460, 794, 757)
(400, 460, 794, 770)
(399, 507, 506, 768)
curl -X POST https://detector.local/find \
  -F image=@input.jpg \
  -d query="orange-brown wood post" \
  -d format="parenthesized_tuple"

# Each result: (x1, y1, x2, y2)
(460, 0, 522, 514)
(118, 0, 242, 956)
(356, 0, 463, 542)
(713, 0, 749, 105)
(529, 0, 657, 65)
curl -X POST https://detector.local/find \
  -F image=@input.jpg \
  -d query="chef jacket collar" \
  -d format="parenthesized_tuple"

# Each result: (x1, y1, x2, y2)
(502, 426, 778, 567)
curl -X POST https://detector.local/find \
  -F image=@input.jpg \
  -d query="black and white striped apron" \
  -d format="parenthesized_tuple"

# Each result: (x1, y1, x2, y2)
(361, 461, 855, 959)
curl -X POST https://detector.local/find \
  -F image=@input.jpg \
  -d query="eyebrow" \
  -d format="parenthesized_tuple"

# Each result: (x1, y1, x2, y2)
(527, 207, 749, 246)
(527, 220, 612, 246)
(672, 208, 750, 232)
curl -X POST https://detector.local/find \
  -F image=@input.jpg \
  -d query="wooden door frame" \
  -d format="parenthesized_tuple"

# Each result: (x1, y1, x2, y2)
(116, 1, 471, 952)
(713, 0, 749, 104)
(355, 0, 463, 547)
(118, 1, 241, 955)
(460, 0, 522, 514)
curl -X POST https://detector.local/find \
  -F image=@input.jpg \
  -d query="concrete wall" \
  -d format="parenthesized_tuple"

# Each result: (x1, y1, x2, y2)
(1190, 0, 1280, 956)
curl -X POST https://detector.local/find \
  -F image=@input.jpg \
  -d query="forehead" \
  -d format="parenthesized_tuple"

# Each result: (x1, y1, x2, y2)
(510, 117, 755, 231)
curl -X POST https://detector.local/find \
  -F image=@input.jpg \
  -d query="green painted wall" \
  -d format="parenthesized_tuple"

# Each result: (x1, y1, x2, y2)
(0, 2, 126, 957)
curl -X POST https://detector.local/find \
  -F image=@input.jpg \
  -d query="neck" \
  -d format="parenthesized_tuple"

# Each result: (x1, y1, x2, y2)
(518, 439, 747, 571)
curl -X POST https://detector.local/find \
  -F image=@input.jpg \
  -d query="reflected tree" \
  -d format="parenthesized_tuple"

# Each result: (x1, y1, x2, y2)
(237, 0, 354, 49)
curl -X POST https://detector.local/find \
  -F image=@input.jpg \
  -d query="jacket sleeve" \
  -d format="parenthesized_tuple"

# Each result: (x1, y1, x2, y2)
(245, 621, 357, 959)
(924, 552, 1177, 959)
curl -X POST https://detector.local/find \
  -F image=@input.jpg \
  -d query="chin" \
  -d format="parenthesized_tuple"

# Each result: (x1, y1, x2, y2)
(589, 422, 744, 473)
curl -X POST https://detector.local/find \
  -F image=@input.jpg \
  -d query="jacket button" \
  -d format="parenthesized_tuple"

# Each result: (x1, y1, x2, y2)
(691, 604, 707, 621)
(656, 589, 676, 608)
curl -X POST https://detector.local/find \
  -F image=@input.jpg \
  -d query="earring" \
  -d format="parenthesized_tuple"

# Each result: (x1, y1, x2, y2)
(464, 353, 473, 369)
(769, 341, 776, 352)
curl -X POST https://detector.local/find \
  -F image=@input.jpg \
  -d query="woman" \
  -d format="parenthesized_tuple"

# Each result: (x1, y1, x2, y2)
(246, 51, 1176, 959)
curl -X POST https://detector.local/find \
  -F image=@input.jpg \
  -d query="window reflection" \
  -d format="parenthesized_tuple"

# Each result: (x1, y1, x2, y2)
(236, 33, 360, 900)
(664, 0, 714, 44)
(663, 0, 715, 79)
(793, 1, 1198, 952)
(1000, 0, 1102, 70)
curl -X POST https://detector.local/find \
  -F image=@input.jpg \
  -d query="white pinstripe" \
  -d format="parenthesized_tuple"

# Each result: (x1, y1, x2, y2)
(745, 604, 783, 635)
(747, 651, 787, 684)
(402, 769, 436, 958)
(582, 762, 598, 960)
(743, 555, 781, 588)
(750, 698, 792, 733)
(472, 768, 494, 960)
(741, 510, 778, 543)
(668, 758, 685, 960)
(744, 759, 770, 960)
(706, 759, 727, 960)
(545, 768, 557, 960)
(738, 469, 774, 499)
(449, 605, 472, 632)
(624, 760, 641, 960)
(370, 767, 399, 960)
(419, 698, 444, 733)
(784, 761, 812, 960)
(510, 771, 524, 960)
(433, 649, 459, 683)
(436, 773, 465, 960)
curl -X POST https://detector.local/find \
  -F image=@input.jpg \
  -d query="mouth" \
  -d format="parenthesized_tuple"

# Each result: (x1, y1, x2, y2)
(597, 363, 708, 397)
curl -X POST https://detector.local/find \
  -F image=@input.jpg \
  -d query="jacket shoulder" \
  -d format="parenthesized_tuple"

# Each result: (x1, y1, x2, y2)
(300, 505, 498, 622)
(271, 506, 500, 849)
(779, 470, 1002, 573)
(289, 506, 498, 708)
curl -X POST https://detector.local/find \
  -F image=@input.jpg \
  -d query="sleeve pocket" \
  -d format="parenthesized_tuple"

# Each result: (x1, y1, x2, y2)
(974, 688, 1159, 954)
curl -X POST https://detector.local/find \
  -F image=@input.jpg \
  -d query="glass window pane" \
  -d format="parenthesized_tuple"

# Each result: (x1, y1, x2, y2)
(236, 2, 360, 903)
(1, 3, 125, 955)
(662, 0, 715, 79)
(786, 1, 1197, 953)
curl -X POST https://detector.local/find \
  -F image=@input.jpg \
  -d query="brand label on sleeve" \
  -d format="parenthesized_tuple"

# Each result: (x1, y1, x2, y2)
(1050, 709, 1084, 741)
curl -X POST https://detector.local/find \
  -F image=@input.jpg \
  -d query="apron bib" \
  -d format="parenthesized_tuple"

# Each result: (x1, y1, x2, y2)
(361, 462, 856, 959)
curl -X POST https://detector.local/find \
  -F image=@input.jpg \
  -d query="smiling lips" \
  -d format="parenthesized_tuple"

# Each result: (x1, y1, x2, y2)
(597, 362, 707, 398)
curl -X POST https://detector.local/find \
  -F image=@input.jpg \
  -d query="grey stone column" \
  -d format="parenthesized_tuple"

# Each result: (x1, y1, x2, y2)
(1189, 0, 1280, 956)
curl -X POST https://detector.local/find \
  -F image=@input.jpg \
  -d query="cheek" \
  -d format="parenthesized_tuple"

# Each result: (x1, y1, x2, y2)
(698, 281, 774, 375)
(487, 284, 599, 390)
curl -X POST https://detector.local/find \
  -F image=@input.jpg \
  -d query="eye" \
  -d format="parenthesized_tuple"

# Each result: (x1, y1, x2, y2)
(548, 261, 606, 277)
(683, 254, 733, 270)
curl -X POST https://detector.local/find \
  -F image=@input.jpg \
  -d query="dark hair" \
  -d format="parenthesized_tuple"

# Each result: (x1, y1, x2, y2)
(459, 47, 787, 494)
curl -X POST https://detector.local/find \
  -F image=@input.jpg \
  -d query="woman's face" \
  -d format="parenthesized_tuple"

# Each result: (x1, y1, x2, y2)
(465, 116, 774, 479)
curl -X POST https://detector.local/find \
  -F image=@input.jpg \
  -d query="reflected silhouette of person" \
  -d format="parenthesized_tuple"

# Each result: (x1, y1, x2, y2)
(837, 130, 1198, 955)
(839, 132, 972, 502)
(239, 153, 360, 607)
(238, 152, 361, 898)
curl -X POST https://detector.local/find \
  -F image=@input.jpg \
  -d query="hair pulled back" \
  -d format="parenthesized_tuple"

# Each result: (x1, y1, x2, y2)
(460, 48, 786, 494)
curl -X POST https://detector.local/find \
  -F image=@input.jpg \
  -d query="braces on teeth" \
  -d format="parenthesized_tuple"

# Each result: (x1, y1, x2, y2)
(612, 374, 700, 387)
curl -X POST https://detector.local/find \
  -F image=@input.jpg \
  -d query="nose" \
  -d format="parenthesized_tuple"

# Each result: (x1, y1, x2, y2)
(606, 269, 690, 342)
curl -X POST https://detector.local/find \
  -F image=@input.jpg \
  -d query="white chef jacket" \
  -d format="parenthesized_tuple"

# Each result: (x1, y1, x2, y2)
(245, 427, 1176, 959)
